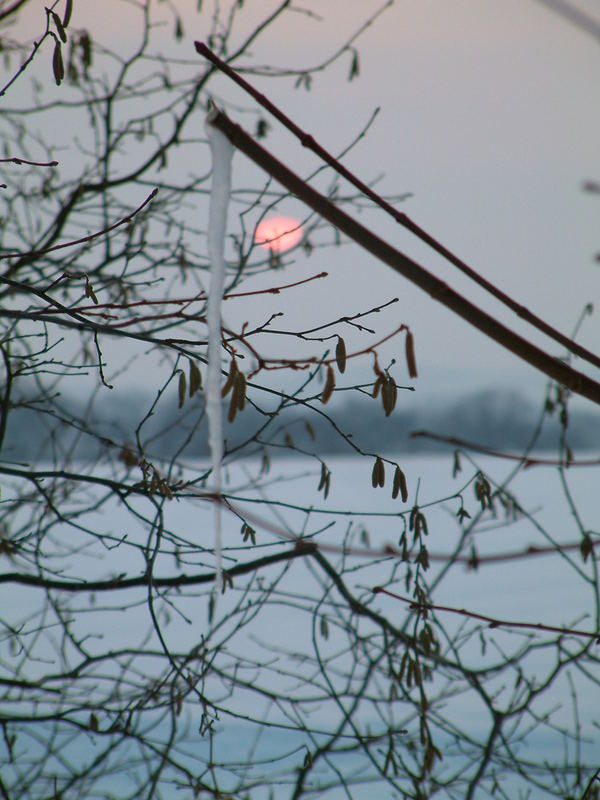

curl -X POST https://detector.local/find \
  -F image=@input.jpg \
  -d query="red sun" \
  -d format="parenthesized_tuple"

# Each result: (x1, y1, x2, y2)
(254, 216, 303, 253)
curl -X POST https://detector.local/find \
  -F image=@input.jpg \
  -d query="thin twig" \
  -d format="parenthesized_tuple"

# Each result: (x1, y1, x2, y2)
(195, 42, 600, 371)
(411, 429, 600, 467)
(0, 156, 58, 167)
(206, 108, 600, 407)
(582, 767, 600, 799)
(373, 586, 600, 642)
(0, 188, 158, 260)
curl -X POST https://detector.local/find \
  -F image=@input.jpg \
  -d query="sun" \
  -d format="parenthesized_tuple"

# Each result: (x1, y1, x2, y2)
(254, 216, 303, 253)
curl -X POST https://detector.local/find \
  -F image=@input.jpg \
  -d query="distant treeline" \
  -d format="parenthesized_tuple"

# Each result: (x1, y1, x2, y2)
(5, 385, 599, 463)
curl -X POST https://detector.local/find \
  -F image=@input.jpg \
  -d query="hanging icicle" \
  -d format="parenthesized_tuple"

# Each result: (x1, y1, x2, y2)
(205, 106, 234, 595)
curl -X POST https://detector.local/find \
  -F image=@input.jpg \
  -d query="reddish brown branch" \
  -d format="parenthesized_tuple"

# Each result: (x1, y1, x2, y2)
(0, 0, 29, 22)
(226, 270, 328, 298)
(235, 323, 407, 377)
(220, 496, 600, 567)
(195, 42, 600, 371)
(373, 585, 600, 642)
(32, 271, 327, 318)
(0, 156, 59, 167)
(411, 429, 600, 467)
(206, 108, 600, 407)
(0, 188, 158, 260)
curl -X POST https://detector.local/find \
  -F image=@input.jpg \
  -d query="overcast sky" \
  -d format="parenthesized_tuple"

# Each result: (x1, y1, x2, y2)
(11, 0, 600, 406)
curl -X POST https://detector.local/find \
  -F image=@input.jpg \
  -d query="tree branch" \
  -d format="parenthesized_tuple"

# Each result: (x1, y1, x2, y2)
(0, 543, 317, 593)
(373, 586, 600, 642)
(196, 42, 600, 371)
(206, 107, 600, 407)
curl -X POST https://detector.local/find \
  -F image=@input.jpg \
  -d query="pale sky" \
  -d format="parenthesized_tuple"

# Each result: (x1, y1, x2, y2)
(9, 0, 600, 406)
(222, 0, 600, 405)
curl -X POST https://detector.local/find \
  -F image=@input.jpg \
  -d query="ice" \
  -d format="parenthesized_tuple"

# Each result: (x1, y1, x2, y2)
(205, 110, 234, 593)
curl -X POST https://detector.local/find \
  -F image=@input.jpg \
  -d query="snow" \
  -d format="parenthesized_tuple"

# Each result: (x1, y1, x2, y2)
(205, 110, 234, 594)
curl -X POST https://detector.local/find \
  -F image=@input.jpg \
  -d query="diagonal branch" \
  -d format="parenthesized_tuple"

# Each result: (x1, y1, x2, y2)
(373, 586, 600, 642)
(410, 429, 600, 467)
(532, 0, 600, 43)
(0, 188, 158, 260)
(207, 108, 600, 407)
(195, 42, 600, 372)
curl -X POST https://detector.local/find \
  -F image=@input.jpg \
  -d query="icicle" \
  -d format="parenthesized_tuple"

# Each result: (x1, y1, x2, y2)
(205, 108, 234, 596)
